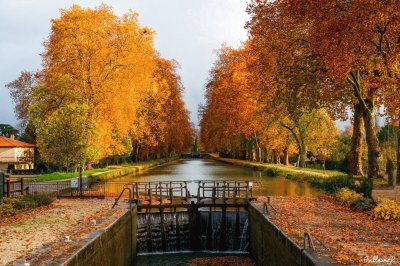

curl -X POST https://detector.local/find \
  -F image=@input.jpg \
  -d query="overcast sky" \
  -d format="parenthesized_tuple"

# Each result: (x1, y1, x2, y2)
(0, 0, 249, 129)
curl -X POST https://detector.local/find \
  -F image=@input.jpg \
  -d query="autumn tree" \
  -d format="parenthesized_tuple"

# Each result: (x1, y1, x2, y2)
(7, 5, 193, 168)
(5, 71, 37, 129)
(277, 0, 400, 178)
(245, 1, 341, 167)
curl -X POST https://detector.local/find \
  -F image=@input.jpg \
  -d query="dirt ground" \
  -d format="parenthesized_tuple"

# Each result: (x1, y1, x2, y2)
(0, 198, 126, 265)
(254, 196, 400, 265)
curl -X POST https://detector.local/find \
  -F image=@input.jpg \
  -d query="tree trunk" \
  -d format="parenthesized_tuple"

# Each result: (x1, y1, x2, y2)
(397, 120, 400, 185)
(299, 149, 306, 168)
(260, 147, 265, 162)
(86, 161, 92, 170)
(283, 147, 289, 165)
(348, 103, 364, 176)
(363, 99, 381, 179)
(272, 149, 278, 164)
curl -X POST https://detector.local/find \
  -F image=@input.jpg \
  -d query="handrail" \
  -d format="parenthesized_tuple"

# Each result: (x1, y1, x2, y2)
(112, 184, 133, 209)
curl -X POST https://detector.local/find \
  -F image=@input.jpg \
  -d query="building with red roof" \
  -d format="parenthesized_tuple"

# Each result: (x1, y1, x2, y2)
(0, 135, 35, 171)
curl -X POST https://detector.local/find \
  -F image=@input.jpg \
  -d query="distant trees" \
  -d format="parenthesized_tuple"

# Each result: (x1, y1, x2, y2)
(6, 5, 193, 168)
(0, 124, 18, 137)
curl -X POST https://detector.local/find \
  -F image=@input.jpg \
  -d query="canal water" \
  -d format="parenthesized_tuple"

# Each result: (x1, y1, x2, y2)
(114, 159, 319, 197)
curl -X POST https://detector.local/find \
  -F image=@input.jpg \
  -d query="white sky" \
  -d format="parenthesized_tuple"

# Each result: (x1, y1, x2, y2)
(0, 0, 250, 129)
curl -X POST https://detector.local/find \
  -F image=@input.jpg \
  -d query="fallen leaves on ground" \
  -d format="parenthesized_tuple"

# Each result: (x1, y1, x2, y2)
(254, 196, 400, 265)
(0, 198, 126, 265)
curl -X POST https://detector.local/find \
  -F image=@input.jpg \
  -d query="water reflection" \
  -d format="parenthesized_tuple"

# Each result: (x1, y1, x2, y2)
(113, 159, 319, 197)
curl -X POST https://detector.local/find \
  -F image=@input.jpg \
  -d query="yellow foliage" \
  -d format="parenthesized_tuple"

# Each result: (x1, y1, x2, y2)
(335, 188, 363, 205)
(373, 200, 400, 221)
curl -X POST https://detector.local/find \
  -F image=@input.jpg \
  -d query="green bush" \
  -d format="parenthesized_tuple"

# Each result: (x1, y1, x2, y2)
(355, 178, 373, 198)
(1, 193, 55, 215)
(265, 168, 279, 177)
(310, 175, 355, 193)
(351, 198, 375, 211)
(14, 198, 38, 209)
(27, 193, 55, 206)
(286, 173, 294, 179)
(335, 188, 363, 205)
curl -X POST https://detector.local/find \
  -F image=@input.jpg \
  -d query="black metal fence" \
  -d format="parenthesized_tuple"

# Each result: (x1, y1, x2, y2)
(2, 180, 133, 199)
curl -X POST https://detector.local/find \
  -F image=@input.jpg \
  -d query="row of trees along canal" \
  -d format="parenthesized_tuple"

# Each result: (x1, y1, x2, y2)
(199, 0, 400, 183)
(6, 5, 194, 170)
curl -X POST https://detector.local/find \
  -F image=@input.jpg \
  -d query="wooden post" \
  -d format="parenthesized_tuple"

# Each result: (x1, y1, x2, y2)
(160, 208, 166, 251)
(197, 182, 201, 203)
(189, 201, 200, 250)
(175, 208, 181, 250)
(234, 207, 241, 250)
(6, 179, 10, 197)
(169, 188, 173, 205)
(148, 188, 152, 204)
(135, 182, 139, 201)
(0, 172, 4, 202)
(245, 181, 249, 201)
(20, 178, 24, 195)
(146, 210, 152, 252)
(220, 206, 227, 251)
(206, 206, 213, 250)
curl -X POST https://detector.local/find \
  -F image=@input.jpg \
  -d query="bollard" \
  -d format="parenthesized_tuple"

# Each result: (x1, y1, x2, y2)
(303, 232, 315, 250)
(263, 202, 268, 215)
(0, 172, 4, 202)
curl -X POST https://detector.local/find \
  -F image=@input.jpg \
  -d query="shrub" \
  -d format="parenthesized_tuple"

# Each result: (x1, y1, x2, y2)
(310, 175, 355, 193)
(373, 200, 400, 221)
(0, 203, 16, 217)
(335, 188, 363, 205)
(12, 194, 54, 210)
(28, 193, 55, 206)
(2, 196, 22, 205)
(265, 168, 279, 177)
(14, 198, 38, 209)
(286, 173, 294, 179)
(351, 198, 375, 211)
(355, 178, 373, 198)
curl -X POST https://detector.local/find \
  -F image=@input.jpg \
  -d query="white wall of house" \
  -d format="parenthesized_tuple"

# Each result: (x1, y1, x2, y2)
(0, 147, 15, 161)
(0, 147, 34, 170)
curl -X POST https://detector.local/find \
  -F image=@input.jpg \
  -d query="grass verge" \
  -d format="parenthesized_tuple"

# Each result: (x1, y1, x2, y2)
(26, 157, 178, 182)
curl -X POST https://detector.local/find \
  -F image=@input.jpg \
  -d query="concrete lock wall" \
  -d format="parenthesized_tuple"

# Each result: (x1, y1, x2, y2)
(63, 206, 138, 266)
(248, 204, 320, 266)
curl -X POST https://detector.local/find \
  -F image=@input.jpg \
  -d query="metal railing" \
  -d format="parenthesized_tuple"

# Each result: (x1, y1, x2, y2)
(0, 156, 34, 163)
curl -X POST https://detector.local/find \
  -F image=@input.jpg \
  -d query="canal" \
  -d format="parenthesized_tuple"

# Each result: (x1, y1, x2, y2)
(114, 158, 320, 197)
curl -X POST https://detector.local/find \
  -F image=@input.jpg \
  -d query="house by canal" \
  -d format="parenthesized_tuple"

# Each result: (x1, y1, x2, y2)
(0, 135, 35, 172)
